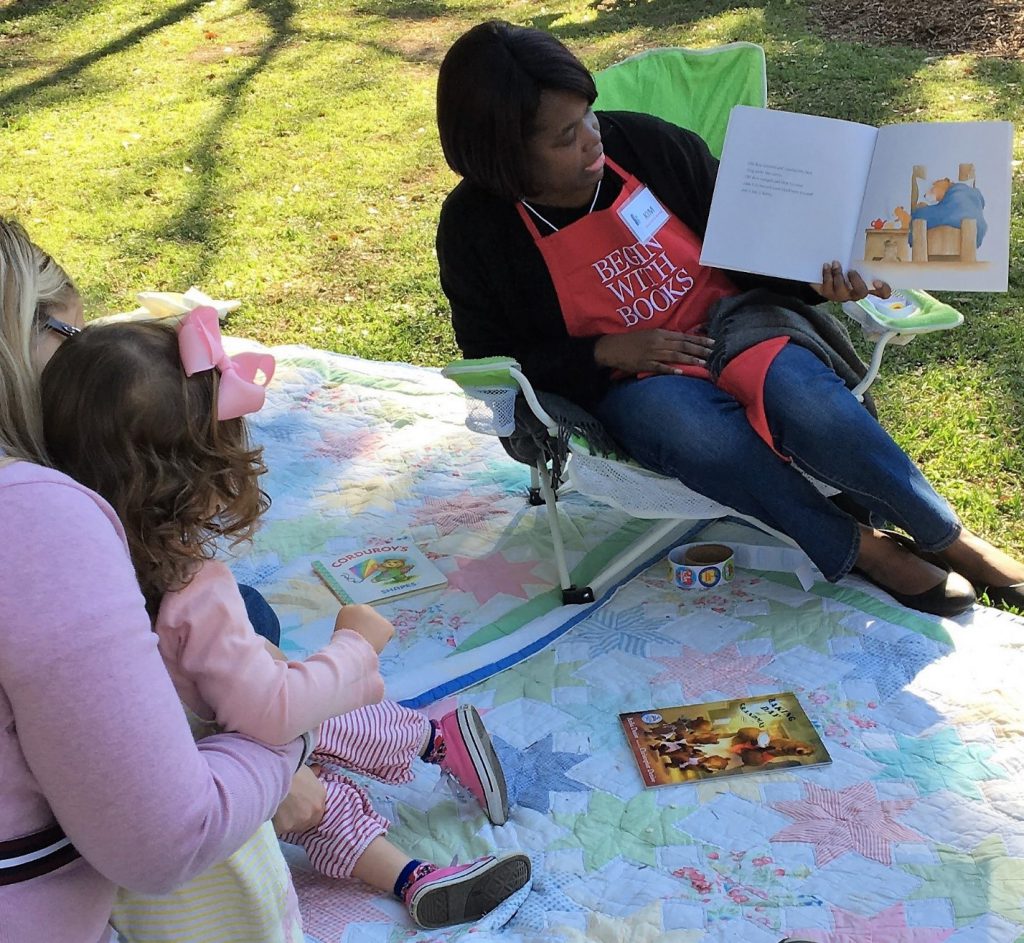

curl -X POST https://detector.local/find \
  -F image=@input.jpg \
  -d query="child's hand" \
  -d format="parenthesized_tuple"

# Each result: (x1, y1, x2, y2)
(272, 764, 326, 836)
(334, 604, 394, 654)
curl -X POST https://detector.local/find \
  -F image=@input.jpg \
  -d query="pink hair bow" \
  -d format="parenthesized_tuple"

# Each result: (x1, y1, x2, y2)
(177, 306, 276, 421)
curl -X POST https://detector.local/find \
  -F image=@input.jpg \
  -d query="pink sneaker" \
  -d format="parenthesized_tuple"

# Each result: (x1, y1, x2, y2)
(437, 704, 509, 825)
(403, 853, 531, 929)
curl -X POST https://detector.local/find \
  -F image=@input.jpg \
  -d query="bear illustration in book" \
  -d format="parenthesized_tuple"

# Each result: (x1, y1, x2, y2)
(909, 175, 988, 248)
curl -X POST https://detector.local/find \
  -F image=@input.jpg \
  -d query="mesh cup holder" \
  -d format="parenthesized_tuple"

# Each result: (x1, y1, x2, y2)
(463, 386, 518, 437)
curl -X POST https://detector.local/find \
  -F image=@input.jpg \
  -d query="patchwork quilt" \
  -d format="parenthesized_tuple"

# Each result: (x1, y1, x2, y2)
(232, 346, 675, 707)
(234, 347, 1024, 943)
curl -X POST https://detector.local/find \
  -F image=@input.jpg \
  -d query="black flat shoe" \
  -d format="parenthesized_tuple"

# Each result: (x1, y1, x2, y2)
(978, 582, 1024, 612)
(854, 529, 976, 617)
(881, 531, 1024, 613)
(853, 566, 976, 617)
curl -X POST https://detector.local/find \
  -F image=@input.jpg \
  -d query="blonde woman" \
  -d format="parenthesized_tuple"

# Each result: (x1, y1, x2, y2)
(0, 218, 311, 943)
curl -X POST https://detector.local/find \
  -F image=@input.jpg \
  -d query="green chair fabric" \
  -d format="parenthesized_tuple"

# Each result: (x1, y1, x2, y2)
(845, 289, 964, 333)
(593, 43, 767, 159)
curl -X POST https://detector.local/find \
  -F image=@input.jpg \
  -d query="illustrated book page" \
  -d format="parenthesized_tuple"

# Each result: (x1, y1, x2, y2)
(853, 120, 1013, 290)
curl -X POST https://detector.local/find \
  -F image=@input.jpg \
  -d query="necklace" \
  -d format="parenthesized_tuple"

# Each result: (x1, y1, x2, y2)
(521, 178, 602, 233)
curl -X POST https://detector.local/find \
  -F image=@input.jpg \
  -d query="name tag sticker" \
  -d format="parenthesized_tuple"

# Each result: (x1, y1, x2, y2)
(618, 186, 669, 243)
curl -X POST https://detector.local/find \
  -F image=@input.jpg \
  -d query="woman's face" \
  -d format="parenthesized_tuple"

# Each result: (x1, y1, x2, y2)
(524, 89, 604, 207)
(33, 295, 84, 371)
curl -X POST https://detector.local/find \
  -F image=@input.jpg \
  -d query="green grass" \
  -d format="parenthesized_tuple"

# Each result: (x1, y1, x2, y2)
(2, 0, 1022, 554)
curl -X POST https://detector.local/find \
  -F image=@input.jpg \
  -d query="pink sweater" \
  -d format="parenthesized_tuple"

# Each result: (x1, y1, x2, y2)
(154, 561, 385, 743)
(0, 462, 302, 943)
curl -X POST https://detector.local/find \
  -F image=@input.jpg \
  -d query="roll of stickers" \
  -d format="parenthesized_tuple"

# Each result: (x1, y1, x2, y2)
(667, 543, 735, 590)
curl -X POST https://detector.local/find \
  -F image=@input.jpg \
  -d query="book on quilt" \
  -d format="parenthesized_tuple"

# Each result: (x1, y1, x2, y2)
(699, 105, 1013, 291)
(313, 536, 447, 605)
(620, 691, 831, 788)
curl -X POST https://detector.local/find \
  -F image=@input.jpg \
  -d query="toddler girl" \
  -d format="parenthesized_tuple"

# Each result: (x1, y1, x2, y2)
(41, 309, 529, 940)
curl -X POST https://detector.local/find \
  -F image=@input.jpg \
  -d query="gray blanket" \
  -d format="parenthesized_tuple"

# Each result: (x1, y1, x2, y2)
(706, 289, 876, 418)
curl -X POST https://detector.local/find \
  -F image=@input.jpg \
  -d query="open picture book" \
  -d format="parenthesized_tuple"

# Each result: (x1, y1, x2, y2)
(699, 106, 1014, 291)
(620, 691, 831, 788)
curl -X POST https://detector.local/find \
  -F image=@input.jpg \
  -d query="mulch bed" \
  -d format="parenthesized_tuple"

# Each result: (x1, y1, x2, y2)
(809, 0, 1024, 59)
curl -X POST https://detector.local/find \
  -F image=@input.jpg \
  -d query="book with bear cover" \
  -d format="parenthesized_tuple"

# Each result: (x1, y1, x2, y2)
(313, 537, 447, 606)
(620, 692, 831, 788)
(699, 106, 1013, 291)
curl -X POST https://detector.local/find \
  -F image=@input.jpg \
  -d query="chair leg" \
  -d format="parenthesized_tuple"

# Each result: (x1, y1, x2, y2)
(850, 330, 897, 401)
(535, 459, 595, 603)
(536, 459, 572, 592)
(527, 463, 545, 507)
(585, 518, 690, 601)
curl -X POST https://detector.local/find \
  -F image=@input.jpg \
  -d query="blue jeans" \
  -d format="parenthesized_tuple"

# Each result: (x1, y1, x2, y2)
(593, 344, 961, 581)
(238, 584, 282, 647)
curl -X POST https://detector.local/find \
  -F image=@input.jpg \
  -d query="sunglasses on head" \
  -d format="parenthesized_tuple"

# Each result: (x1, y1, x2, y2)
(43, 315, 81, 338)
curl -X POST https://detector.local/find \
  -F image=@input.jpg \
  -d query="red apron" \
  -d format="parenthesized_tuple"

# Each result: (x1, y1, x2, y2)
(516, 157, 789, 453)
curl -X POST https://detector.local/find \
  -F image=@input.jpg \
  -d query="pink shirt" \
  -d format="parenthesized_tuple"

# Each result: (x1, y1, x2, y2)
(154, 561, 385, 743)
(0, 461, 302, 943)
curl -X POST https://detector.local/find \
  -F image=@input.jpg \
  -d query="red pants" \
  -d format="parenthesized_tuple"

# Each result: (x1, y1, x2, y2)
(279, 699, 430, 878)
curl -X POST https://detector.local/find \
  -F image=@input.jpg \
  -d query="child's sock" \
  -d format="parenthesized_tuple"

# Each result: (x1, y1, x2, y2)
(394, 859, 438, 900)
(420, 720, 447, 765)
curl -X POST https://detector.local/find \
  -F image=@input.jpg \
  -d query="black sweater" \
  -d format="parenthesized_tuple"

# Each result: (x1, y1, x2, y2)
(437, 111, 822, 409)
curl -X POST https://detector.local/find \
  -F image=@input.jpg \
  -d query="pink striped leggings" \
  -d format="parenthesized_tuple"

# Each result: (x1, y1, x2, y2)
(279, 699, 430, 879)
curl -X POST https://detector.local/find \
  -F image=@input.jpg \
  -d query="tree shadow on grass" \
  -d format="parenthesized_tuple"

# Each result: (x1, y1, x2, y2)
(0, 0, 109, 27)
(152, 0, 297, 287)
(0, 0, 210, 114)
(0, 0, 299, 290)
(0, 0, 302, 297)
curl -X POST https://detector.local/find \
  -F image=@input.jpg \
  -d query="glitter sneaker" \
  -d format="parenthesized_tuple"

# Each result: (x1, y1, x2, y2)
(403, 853, 531, 929)
(437, 704, 509, 825)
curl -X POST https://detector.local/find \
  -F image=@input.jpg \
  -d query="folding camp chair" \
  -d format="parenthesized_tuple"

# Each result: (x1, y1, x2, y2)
(443, 44, 962, 605)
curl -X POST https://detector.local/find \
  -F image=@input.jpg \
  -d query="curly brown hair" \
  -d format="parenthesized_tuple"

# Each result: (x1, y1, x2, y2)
(40, 319, 269, 616)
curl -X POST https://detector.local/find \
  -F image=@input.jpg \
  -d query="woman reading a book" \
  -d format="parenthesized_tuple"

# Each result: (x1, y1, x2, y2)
(434, 21, 1024, 616)
(0, 217, 316, 943)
